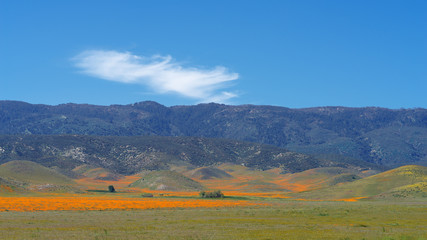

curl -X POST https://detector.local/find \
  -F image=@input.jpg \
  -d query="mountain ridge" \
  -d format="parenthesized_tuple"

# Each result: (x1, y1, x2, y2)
(1, 100, 426, 168)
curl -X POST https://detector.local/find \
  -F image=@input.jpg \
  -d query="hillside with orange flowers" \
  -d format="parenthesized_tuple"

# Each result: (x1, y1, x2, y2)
(0, 159, 426, 202)
(291, 165, 427, 200)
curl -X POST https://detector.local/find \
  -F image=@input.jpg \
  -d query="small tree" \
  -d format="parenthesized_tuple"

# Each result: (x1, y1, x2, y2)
(108, 185, 116, 192)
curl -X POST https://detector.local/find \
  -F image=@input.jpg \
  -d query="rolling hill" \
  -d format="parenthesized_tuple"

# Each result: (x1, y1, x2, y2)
(129, 170, 204, 191)
(0, 160, 78, 192)
(291, 165, 427, 200)
(0, 160, 75, 185)
(173, 164, 376, 193)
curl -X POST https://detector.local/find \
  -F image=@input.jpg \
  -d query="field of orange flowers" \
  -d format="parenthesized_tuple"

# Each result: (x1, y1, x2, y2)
(0, 195, 262, 212)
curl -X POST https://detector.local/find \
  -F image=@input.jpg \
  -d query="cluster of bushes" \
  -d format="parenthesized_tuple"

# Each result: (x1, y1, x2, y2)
(199, 190, 224, 198)
(141, 192, 154, 198)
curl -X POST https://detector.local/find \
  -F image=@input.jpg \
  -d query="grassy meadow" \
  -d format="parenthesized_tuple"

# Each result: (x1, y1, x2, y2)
(0, 194, 426, 240)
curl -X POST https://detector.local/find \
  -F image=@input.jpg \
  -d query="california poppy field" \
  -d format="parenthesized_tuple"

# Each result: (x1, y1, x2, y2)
(0, 194, 261, 212)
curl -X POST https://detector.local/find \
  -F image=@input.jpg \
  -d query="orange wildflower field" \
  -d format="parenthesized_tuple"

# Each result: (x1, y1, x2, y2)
(0, 195, 263, 212)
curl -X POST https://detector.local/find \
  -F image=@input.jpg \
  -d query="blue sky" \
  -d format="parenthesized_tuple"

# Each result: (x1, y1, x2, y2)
(1, 0, 426, 108)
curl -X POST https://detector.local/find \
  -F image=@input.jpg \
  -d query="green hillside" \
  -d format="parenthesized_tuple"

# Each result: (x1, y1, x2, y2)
(187, 167, 233, 180)
(72, 164, 122, 181)
(129, 170, 204, 191)
(0, 160, 74, 185)
(292, 165, 427, 200)
(0, 160, 78, 192)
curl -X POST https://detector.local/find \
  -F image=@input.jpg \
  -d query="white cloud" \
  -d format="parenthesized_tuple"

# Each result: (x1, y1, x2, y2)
(73, 50, 239, 103)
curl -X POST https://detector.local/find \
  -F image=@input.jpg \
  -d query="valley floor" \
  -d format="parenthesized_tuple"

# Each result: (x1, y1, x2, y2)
(0, 195, 425, 240)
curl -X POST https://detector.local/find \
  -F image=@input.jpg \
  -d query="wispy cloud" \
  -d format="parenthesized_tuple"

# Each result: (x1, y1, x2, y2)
(73, 50, 239, 103)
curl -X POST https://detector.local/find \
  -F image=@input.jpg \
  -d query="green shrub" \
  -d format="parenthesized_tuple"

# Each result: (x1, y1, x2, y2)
(199, 190, 224, 198)
(141, 192, 154, 197)
(108, 185, 116, 192)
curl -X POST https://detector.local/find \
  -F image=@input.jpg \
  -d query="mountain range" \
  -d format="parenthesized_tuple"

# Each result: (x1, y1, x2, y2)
(1, 100, 426, 168)
(0, 135, 379, 175)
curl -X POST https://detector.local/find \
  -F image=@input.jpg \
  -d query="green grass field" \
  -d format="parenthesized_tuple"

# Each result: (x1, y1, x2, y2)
(0, 199, 425, 240)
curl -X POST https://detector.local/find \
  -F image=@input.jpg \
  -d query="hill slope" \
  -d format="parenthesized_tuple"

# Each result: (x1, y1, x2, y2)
(188, 167, 233, 180)
(129, 171, 204, 191)
(292, 165, 427, 200)
(0, 160, 75, 185)
(0, 160, 77, 192)
(1, 101, 426, 167)
(0, 177, 26, 193)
